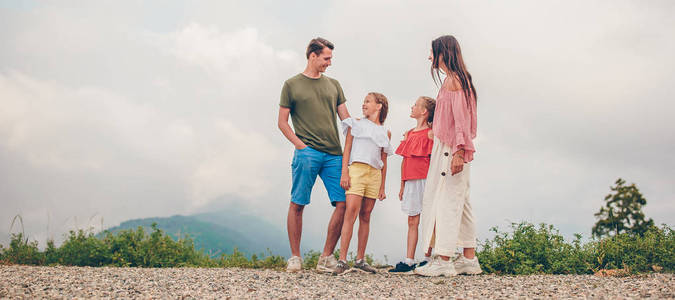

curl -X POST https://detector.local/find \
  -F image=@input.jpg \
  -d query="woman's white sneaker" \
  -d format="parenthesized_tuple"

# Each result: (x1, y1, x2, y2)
(414, 257, 457, 277)
(454, 256, 482, 275)
(286, 256, 303, 272)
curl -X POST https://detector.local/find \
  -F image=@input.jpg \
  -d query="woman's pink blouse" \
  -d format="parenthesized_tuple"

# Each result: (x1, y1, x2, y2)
(432, 87, 477, 162)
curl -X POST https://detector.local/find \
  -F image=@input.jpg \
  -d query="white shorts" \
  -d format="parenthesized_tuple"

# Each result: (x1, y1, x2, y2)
(401, 179, 426, 216)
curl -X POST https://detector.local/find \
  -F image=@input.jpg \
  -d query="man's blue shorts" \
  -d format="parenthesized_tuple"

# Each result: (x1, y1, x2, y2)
(291, 146, 346, 206)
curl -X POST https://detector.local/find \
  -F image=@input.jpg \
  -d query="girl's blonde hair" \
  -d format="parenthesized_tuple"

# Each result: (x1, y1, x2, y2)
(419, 96, 436, 127)
(368, 92, 389, 124)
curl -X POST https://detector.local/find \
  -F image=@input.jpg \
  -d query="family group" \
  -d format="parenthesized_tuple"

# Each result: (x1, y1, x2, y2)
(278, 35, 480, 277)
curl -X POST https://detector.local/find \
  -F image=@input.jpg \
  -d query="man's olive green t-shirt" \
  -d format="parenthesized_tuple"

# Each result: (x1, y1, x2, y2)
(280, 73, 346, 156)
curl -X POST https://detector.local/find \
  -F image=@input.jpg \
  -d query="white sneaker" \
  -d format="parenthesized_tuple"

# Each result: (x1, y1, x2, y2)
(415, 255, 437, 272)
(286, 256, 303, 272)
(315, 255, 338, 273)
(454, 256, 482, 275)
(414, 257, 457, 277)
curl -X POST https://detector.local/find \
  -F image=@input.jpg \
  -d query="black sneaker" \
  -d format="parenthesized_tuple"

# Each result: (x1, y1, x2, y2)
(388, 262, 416, 274)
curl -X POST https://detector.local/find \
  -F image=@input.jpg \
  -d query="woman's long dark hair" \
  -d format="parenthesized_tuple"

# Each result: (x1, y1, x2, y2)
(431, 35, 477, 105)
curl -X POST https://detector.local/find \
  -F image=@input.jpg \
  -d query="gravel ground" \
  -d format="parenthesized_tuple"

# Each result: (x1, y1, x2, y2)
(1, 265, 673, 299)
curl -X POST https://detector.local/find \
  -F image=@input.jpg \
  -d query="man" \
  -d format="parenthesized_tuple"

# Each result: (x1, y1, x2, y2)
(278, 37, 350, 272)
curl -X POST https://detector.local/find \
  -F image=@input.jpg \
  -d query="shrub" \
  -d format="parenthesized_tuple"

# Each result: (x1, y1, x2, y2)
(2, 233, 45, 265)
(477, 222, 673, 275)
(590, 225, 673, 273)
(58, 230, 111, 266)
(102, 223, 211, 267)
(477, 222, 592, 274)
(2, 220, 670, 274)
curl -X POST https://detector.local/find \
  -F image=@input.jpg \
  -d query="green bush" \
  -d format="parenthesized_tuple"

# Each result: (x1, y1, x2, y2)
(58, 230, 111, 266)
(478, 222, 592, 274)
(477, 222, 673, 275)
(2, 220, 670, 274)
(217, 248, 285, 269)
(590, 225, 673, 272)
(100, 223, 211, 267)
(44, 239, 59, 265)
(0, 223, 281, 268)
(2, 233, 45, 265)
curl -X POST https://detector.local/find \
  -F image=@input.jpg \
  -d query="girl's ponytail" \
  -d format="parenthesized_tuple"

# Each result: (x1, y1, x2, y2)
(420, 96, 436, 127)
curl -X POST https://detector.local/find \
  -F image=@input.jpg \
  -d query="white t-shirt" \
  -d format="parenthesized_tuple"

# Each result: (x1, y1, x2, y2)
(342, 117, 393, 169)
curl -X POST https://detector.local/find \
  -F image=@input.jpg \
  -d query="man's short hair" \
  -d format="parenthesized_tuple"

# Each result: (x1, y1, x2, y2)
(306, 37, 334, 59)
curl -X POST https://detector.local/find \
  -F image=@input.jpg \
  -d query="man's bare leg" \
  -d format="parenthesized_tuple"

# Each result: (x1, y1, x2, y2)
(287, 202, 305, 257)
(321, 202, 346, 257)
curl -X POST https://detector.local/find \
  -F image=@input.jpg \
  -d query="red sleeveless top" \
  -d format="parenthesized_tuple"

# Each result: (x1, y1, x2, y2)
(395, 128, 433, 180)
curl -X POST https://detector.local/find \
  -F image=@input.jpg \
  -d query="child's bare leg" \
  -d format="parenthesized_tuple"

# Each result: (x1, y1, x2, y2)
(338, 194, 363, 261)
(406, 214, 420, 260)
(356, 197, 376, 260)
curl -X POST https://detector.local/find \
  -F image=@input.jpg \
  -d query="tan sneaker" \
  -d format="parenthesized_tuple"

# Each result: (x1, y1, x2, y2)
(354, 259, 377, 274)
(454, 256, 482, 275)
(286, 256, 303, 272)
(316, 255, 338, 273)
(414, 257, 457, 277)
(333, 260, 351, 275)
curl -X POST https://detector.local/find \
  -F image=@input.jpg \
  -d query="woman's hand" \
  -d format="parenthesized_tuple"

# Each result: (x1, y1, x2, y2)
(378, 187, 387, 201)
(451, 153, 464, 175)
(340, 172, 351, 190)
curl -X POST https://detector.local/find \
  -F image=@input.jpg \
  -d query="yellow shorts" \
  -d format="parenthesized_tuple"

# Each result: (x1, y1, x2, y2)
(346, 162, 382, 199)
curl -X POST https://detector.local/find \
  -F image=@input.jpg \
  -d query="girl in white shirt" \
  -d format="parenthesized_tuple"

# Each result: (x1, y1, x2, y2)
(334, 92, 393, 275)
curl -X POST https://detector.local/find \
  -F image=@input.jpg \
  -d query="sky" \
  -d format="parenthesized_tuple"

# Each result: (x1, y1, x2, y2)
(1, 1, 673, 262)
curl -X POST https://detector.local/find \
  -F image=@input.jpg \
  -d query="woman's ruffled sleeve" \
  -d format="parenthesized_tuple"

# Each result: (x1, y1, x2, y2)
(451, 93, 476, 162)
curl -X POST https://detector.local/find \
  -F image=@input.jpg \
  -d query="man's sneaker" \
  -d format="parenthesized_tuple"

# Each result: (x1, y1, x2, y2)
(414, 257, 457, 277)
(388, 261, 416, 274)
(286, 256, 303, 272)
(354, 259, 377, 274)
(333, 260, 351, 275)
(454, 255, 482, 275)
(316, 255, 338, 273)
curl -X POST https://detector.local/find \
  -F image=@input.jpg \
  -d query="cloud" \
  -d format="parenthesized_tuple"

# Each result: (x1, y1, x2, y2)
(189, 118, 282, 207)
(163, 24, 301, 77)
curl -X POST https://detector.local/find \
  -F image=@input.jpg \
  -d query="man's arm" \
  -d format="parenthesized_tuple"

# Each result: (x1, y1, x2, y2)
(278, 106, 306, 149)
(337, 103, 351, 121)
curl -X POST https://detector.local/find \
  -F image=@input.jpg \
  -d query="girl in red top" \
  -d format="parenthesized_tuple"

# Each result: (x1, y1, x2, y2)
(388, 96, 436, 274)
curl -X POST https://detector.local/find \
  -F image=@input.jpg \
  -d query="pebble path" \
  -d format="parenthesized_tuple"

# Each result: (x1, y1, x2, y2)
(1, 265, 673, 299)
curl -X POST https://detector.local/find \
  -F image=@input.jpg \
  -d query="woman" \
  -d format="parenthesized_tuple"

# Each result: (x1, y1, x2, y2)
(414, 35, 482, 277)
